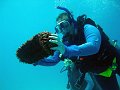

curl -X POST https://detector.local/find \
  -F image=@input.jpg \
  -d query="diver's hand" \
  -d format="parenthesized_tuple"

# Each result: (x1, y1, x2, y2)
(49, 34, 65, 54)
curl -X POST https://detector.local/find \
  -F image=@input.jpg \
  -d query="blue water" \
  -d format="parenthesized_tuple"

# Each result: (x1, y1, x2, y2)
(0, 0, 120, 90)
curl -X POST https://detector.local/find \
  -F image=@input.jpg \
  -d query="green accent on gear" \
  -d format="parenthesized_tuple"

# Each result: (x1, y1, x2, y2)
(99, 57, 116, 77)
(98, 40, 117, 77)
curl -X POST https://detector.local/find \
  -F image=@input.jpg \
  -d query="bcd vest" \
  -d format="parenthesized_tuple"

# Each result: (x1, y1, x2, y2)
(62, 17, 116, 74)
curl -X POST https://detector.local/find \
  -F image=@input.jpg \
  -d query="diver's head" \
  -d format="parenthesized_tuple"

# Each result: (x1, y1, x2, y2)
(55, 12, 75, 35)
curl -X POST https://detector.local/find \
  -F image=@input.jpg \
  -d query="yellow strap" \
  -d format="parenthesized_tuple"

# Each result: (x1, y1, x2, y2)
(99, 68, 112, 77)
(98, 57, 117, 77)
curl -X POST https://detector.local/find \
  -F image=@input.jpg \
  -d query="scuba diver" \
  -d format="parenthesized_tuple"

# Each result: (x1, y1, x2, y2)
(33, 6, 120, 90)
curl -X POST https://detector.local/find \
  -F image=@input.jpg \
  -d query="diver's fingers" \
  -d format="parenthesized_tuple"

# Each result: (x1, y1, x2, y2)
(49, 35, 57, 39)
(50, 47, 58, 50)
(49, 39, 59, 45)
(49, 34, 58, 38)
(50, 34, 58, 37)
(49, 35, 59, 41)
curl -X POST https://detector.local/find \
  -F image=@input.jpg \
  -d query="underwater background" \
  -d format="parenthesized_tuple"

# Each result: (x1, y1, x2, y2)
(0, 0, 120, 90)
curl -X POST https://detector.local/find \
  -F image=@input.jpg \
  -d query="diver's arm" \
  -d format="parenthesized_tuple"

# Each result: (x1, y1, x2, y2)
(62, 24, 101, 58)
(33, 51, 61, 66)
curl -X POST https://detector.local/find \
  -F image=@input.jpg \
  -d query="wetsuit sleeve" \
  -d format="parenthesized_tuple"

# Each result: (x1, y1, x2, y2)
(62, 24, 101, 58)
(33, 51, 61, 66)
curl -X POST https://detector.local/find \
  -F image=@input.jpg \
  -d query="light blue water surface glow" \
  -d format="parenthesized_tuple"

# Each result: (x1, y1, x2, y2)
(0, 0, 120, 90)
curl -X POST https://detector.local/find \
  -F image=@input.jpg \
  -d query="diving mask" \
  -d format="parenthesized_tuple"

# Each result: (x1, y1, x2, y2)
(55, 20, 70, 33)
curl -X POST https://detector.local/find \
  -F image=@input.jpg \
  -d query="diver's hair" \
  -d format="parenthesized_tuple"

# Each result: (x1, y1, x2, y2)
(56, 12, 69, 22)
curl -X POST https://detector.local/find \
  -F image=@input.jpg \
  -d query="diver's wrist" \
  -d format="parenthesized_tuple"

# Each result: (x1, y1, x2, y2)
(59, 44, 65, 54)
